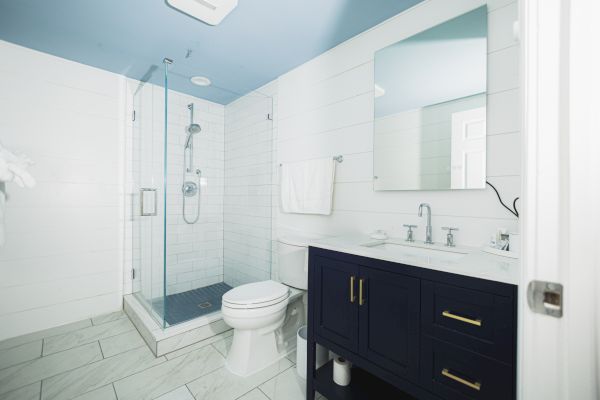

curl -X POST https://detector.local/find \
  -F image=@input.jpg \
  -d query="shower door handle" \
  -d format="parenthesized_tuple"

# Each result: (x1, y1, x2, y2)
(140, 188, 157, 216)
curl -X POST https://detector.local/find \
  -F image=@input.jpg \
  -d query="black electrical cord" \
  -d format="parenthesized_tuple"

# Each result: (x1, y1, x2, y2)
(486, 180, 519, 218)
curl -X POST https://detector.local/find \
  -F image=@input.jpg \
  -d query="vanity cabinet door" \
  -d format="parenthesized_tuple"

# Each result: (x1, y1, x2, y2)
(358, 266, 420, 380)
(313, 256, 360, 352)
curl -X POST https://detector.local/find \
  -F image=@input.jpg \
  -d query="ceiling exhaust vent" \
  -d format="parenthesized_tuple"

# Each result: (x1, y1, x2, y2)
(166, 0, 238, 26)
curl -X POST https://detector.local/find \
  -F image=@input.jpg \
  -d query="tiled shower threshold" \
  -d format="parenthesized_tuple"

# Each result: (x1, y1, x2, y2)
(124, 293, 230, 357)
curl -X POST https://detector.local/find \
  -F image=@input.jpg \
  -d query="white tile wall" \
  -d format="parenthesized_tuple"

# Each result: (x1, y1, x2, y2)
(223, 90, 274, 287)
(126, 81, 225, 297)
(0, 40, 126, 341)
(272, 0, 521, 248)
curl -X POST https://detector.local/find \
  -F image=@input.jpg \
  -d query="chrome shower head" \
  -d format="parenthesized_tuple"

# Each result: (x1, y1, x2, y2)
(184, 125, 201, 149)
(185, 103, 202, 148)
(187, 123, 201, 134)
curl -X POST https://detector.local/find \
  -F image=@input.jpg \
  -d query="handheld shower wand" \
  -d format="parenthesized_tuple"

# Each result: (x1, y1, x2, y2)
(182, 103, 202, 224)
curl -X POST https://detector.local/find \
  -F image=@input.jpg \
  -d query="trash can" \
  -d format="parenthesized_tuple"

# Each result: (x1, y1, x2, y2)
(296, 325, 329, 379)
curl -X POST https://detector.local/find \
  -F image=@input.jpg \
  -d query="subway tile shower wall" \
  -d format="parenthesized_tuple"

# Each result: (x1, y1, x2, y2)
(127, 82, 225, 297)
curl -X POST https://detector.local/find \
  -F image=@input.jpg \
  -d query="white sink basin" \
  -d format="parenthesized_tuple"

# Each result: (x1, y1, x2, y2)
(361, 241, 467, 262)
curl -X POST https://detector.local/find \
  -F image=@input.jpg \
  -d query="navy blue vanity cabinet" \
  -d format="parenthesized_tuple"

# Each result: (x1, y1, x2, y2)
(358, 266, 420, 381)
(307, 247, 517, 400)
(311, 253, 421, 380)
(312, 255, 360, 352)
(420, 281, 516, 364)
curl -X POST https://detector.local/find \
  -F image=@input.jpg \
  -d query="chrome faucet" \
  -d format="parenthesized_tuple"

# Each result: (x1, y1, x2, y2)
(418, 203, 433, 244)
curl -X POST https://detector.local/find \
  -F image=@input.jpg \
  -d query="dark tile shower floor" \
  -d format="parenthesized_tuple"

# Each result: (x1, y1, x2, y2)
(152, 282, 232, 326)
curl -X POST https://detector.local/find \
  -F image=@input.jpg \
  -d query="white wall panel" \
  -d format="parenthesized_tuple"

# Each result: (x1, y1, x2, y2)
(0, 40, 125, 340)
(274, 0, 521, 247)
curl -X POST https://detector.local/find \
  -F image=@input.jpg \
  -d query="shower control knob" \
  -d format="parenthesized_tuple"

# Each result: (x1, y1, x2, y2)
(182, 181, 198, 197)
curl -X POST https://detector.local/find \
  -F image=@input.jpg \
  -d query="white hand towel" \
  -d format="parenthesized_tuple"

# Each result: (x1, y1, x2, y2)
(0, 143, 36, 248)
(0, 144, 36, 188)
(280, 158, 336, 215)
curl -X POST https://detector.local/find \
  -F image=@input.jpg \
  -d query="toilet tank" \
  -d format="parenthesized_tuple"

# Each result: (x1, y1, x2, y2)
(278, 235, 315, 290)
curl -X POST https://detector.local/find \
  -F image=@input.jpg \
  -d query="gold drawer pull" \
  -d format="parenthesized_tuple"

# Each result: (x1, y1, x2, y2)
(350, 276, 356, 303)
(359, 278, 365, 306)
(441, 368, 481, 391)
(442, 310, 482, 327)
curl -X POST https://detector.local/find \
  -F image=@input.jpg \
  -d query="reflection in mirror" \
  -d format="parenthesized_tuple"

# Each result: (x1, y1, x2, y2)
(373, 6, 487, 191)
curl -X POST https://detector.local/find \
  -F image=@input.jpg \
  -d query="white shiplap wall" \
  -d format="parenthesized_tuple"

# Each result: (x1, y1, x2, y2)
(0, 40, 126, 340)
(274, 0, 520, 247)
(223, 89, 274, 287)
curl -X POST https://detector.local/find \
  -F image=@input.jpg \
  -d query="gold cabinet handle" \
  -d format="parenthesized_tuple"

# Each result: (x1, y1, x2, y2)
(350, 276, 356, 303)
(442, 310, 482, 327)
(359, 278, 365, 306)
(441, 368, 481, 391)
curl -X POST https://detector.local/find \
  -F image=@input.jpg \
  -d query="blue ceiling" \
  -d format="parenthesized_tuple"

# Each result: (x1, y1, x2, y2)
(0, 0, 423, 104)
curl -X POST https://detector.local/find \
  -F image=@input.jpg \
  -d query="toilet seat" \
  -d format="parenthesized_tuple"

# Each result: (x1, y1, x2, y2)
(222, 280, 290, 310)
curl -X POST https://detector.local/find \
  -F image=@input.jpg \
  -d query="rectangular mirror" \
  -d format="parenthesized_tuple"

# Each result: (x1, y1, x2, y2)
(373, 6, 488, 191)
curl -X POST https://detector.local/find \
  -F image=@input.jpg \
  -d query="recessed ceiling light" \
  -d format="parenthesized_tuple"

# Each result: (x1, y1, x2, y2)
(190, 76, 212, 87)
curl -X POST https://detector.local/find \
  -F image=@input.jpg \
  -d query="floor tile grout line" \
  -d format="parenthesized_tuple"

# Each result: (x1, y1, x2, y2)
(34, 343, 162, 399)
(112, 382, 118, 400)
(98, 340, 105, 359)
(183, 383, 195, 400)
(43, 325, 137, 356)
(0, 343, 45, 373)
(210, 342, 227, 358)
(164, 335, 230, 361)
(114, 357, 225, 400)
(257, 386, 271, 400)
(66, 354, 170, 400)
(1, 319, 225, 399)
(234, 388, 262, 400)
(0, 339, 103, 376)
(91, 312, 128, 327)
(0, 323, 92, 352)
(210, 364, 296, 400)
(161, 329, 233, 359)
(0, 381, 39, 400)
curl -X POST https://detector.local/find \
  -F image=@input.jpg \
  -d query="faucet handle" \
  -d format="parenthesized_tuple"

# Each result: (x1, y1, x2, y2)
(442, 227, 458, 247)
(403, 224, 417, 242)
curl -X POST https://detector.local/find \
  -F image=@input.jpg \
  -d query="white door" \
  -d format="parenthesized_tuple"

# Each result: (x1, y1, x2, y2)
(520, 0, 600, 399)
(450, 106, 486, 189)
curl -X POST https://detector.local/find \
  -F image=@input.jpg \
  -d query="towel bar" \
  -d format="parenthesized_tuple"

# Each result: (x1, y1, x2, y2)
(279, 155, 343, 166)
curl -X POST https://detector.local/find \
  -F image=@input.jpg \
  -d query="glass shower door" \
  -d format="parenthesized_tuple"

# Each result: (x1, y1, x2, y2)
(131, 73, 167, 327)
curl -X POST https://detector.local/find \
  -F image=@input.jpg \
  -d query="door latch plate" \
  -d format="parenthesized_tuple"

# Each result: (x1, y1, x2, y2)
(527, 280, 563, 318)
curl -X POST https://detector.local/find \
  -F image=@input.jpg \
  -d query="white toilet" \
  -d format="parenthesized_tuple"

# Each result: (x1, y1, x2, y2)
(221, 235, 312, 377)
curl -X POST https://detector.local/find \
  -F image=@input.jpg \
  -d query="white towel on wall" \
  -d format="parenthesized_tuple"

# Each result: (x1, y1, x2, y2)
(280, 157, 336, 215)
(0, 144, 36, 188)
(0, 142, 36, 247)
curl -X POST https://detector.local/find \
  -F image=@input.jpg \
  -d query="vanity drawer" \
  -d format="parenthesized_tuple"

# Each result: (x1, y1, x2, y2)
(421, 337, 514, 400)
(421, 281, 515, 364)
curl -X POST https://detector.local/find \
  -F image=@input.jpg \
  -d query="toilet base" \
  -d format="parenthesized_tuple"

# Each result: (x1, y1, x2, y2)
(225, 326, 286, 377)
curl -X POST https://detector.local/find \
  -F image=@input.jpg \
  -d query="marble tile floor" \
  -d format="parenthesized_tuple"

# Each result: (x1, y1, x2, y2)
(0, 311, 326, 400)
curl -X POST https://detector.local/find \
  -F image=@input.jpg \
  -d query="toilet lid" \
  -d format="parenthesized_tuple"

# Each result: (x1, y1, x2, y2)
(222, 280, 289, 309)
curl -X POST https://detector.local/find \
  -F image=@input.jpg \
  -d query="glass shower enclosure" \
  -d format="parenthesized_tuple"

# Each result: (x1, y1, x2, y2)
(129, 58, 273, 329)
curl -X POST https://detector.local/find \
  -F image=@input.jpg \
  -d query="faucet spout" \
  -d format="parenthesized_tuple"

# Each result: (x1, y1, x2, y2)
(418, 203, 433, 244)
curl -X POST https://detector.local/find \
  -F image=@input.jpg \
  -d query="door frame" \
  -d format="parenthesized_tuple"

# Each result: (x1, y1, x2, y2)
(519, 0, 600, 399)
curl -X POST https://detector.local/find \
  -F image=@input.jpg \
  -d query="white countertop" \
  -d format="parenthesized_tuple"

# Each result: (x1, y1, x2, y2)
(308, 235, 520, 286)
